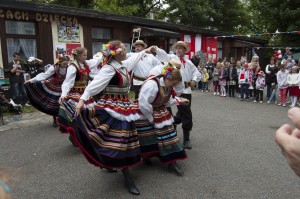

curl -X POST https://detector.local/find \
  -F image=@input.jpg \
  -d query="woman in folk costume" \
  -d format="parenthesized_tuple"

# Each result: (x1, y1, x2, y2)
(73, 41, 153, 195)
(135, 62, 188, 176)
(57, 47, 102, 142)
(25, 56, 69, 127)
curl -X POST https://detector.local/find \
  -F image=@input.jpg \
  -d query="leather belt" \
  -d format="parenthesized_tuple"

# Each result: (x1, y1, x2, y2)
(132, 74, 146, 81)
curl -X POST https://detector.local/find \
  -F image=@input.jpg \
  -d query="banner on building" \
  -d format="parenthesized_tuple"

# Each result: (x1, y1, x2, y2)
(201, 37, 218, 62)
(57, 22, 80, 43)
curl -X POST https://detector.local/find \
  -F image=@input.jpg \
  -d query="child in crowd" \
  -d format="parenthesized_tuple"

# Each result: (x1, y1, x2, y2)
(196, 66, 203, 90)
(277, 64, 289, 107)
(239, 62, 251, 101)
(201, 68, 209, 92)
(236, 60, 242, 96)
(228, 63, 237, 97)
(267, 68, 278, 105)
(219, 63, 228, 97)
(287, 66, 300, 107)
(254, 71, 265, 103)
(213, 62, 221, 95)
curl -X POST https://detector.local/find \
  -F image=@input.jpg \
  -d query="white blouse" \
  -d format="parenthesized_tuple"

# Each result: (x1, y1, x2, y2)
(155, 47, 201, 94)
(61, 57, 103, 97)
(80, 50, 147, 101)
(29, 65, 55, 83)
(139, 77, 177, 122)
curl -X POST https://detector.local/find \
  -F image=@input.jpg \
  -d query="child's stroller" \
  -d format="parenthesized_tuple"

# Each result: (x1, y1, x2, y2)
(0, 93, 22, 124)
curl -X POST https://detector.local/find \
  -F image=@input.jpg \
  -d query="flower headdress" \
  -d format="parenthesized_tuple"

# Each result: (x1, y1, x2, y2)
(101, 43, 123, 65)
(161, 62, 177, 79)
(56, 54, 69, 64)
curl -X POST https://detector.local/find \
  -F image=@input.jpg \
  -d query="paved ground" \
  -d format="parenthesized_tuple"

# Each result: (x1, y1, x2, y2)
(1, 91, 300, 199)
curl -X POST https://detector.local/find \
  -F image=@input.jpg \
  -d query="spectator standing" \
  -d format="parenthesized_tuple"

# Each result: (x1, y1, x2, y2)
(277, 64, 289, 107)
(25, 57, 43, 78)
(287, 66, 300, 107)
(8, 52, 29, 106)
(254, 71, 265, 103)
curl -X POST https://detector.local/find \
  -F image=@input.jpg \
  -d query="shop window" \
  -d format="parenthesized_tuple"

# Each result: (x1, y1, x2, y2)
(5, 21, 36, 35)
(6, 38, 36, 63)
(5, 21, 37, 63)
(91, 28, 110, 55)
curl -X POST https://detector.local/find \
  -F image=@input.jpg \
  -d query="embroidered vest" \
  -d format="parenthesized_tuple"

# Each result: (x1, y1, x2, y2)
(51, 64, 66, 85)
(70, 61, 90, 94)
(103, 64, 131, 96)
(151, 77, 172, 110)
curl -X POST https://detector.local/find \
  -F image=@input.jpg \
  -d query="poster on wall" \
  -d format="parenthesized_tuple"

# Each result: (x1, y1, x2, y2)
(66, 43, 81, 61)
(55, 43, 66, 59)
(57, 22, 80, 43)
(205, 38, 218, 62)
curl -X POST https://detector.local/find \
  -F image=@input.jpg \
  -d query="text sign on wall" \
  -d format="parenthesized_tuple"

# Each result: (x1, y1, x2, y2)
(0, 9, 78, 24)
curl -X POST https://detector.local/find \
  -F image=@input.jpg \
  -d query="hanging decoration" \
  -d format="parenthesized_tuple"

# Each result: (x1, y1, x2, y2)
(208, 30, 300, 39)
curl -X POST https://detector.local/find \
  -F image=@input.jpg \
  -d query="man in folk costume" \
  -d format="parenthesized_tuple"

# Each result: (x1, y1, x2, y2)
(151, 41, 202, 149)
(127, 40, 161, 99)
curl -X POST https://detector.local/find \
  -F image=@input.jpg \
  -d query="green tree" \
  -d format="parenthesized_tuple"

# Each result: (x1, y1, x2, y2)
(247, 0, 300, 46)
(157, 0, 249, 32)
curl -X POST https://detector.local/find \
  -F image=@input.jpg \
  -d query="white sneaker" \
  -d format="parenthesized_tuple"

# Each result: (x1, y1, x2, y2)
(283, 104, 287, 107)
(205, 90, 208, 93)
(253, 100, 257, 103)
(10, 99, 22, 108)
(260, 101, 263, 104)
(217, 92, 220, 95)
(25, 103, 31, 107)
(267, 101, 270, 104)
(213, 92, 216, 95)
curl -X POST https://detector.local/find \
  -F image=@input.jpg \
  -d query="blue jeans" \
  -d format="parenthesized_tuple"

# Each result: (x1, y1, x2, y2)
(240, 84, 249, 99)
(202, 82, 208, 91)
(12, 82, 28, 104)
(268, 86, 277, 103)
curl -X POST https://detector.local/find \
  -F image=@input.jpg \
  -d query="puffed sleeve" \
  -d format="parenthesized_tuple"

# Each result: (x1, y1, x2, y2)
(29, 65, 55, 83)
(138, 80, 158, 122)
(86, 54, 103, 71)
(80, 65, 115, 101)
(122, 50, 147, 72)
(155, 47, 177, 62)
(61, 65, 77, 97)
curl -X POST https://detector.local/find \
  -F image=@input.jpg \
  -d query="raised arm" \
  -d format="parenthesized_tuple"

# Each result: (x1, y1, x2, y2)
(28, 65, 55, 83)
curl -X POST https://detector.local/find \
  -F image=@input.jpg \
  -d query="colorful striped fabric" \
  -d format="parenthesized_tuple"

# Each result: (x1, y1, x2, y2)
(25, 79, 62, 116)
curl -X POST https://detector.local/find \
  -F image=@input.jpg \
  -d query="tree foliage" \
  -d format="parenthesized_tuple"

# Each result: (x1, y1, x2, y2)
(246, 0, 300, 46)
(156, 0, 249, 33)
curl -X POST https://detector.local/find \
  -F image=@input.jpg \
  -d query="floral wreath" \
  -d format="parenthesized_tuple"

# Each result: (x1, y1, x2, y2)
(56, 54, 69, 64)
(161, 62, 177, 79)
(101, 43, 123, 65)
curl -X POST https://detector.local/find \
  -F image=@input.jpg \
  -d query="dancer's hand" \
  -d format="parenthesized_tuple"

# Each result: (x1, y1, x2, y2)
(75, 100, 84, 116)
(180, 98, 190, 106)
(190, 80, 196, 88)
(58, 96, 66, 105)
(275, 107, 300, 177)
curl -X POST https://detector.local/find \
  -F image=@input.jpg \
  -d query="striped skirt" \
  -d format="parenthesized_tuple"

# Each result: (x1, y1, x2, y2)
(135, 108, 187, 164)
(64, 103, 141, 168)
(25, 80, 62, 116)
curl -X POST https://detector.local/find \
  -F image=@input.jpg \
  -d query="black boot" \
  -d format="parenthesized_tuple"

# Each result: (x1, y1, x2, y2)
(143, 159, 152, 166)
(52, 116, 58, 127)
(122, 168, 140, 195)
(183, 131, 192, 149)
(68, 135, 78, 147)
(168, 162, 184, 176)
